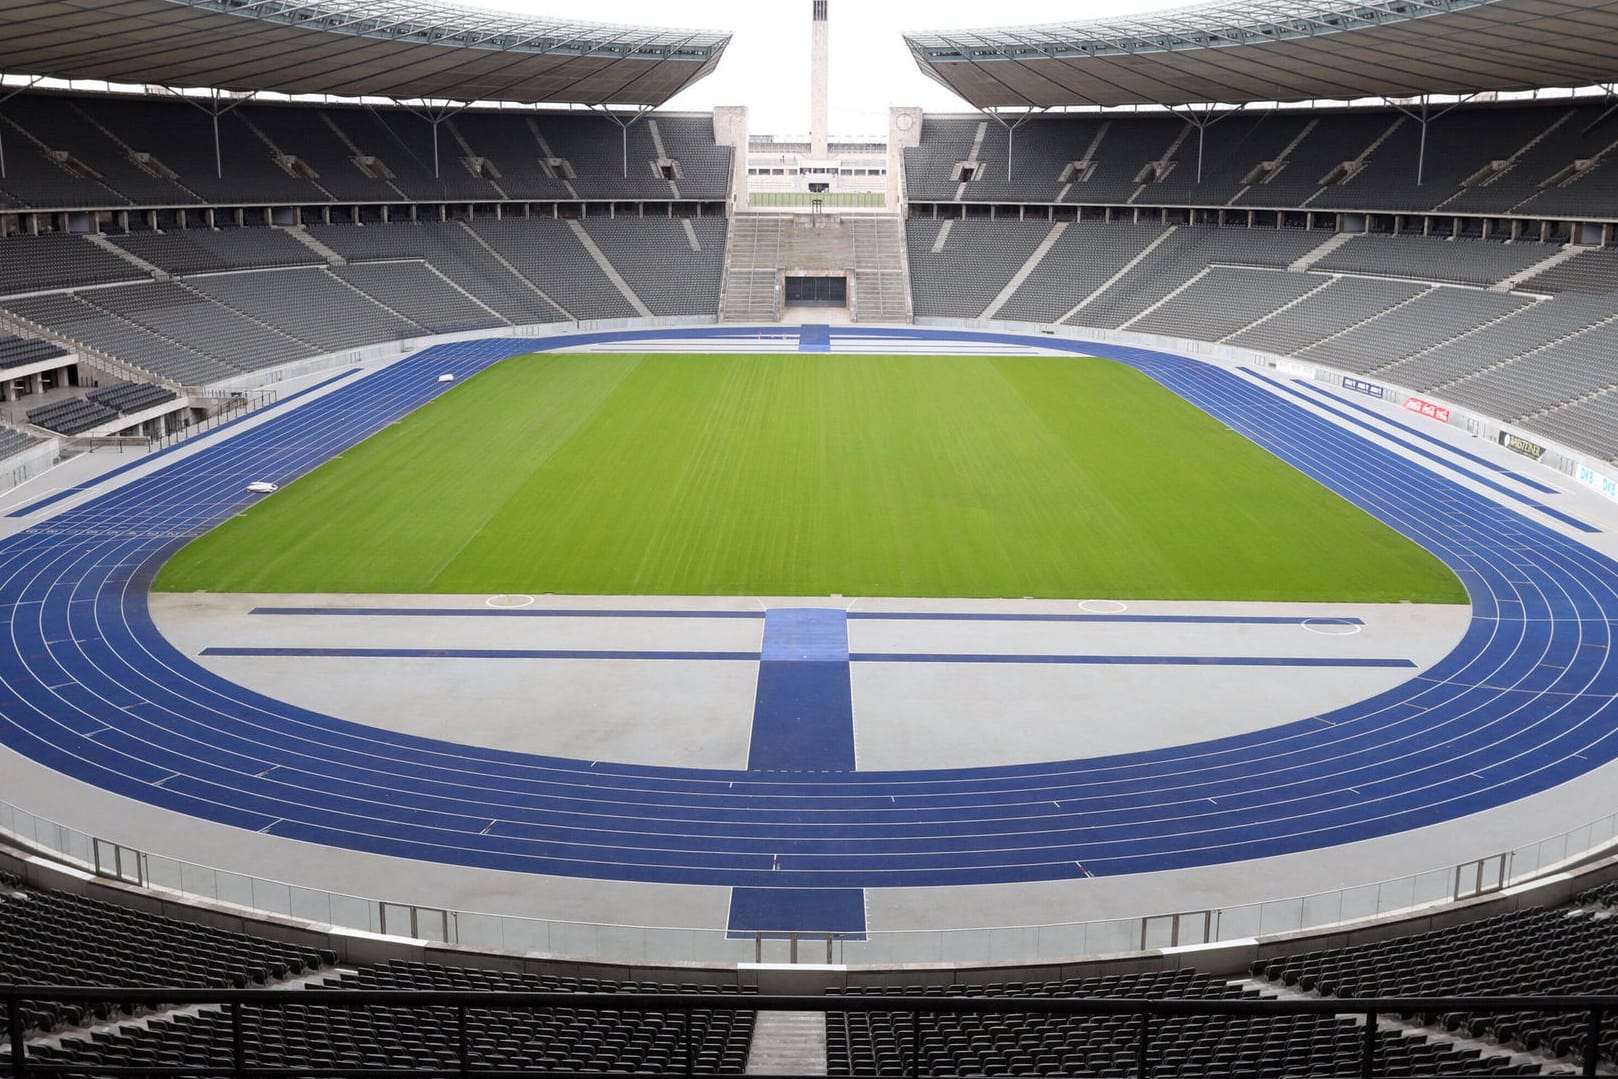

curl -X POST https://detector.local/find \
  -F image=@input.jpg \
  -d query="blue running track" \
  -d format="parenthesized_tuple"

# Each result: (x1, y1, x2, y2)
(2, 327, 1616, 892)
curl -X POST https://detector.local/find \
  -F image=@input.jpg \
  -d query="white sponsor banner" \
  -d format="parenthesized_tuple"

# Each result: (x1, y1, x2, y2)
(1578, 464, 1618, 504)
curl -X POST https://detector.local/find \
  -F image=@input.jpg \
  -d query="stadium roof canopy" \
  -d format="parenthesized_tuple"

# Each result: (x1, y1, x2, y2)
(0, 0, 729, 106)
(905, 0, 1618, 108)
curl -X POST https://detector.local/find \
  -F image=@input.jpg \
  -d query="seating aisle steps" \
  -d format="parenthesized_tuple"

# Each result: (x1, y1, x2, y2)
(745, 1011, 828, 1076)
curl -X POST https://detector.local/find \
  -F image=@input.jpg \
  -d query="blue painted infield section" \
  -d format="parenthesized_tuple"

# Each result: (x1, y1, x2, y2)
(749, 610, 855, 772)
(798, 325, 831, 353)
(760, 609, 849, 662)
(728, 887, 867, 939)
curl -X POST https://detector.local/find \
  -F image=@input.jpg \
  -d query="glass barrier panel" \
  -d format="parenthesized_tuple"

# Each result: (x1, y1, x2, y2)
(144, 854, 186, 893)
(288, 886, 336, 926)
(250, 877, 294, 919)
(1298, 891, 1345, 931)
(1257, 899, 1305, 936)
(1411, 868, 1453, 906)
(178, 861, 221, 902)
(1213, 903, 1261, 940)
(1080, 919, 1138, 957)
(1376, 875, 1417, 916)
(213, 869, 256, 909)
(1338, 883, 1383, 924)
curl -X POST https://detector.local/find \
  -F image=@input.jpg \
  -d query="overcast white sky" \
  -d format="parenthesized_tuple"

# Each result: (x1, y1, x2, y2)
(489, 0, 1190, 136)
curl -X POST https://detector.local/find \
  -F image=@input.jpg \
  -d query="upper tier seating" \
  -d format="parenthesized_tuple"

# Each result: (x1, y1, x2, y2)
(906, 101, 1618, 218)
(0, 874, 334, 1033)
(0, 94, 732, 210)
(1252, 902, 1618, 1067)
(827, 971, 1535, 1077)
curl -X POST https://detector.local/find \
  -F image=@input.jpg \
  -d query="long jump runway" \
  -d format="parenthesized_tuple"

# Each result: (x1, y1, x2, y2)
(2, 326, 1617, 935)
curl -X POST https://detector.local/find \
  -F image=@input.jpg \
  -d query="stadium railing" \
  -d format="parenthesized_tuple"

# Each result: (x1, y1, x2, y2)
(5, 986, 1616, 1078)
(3, 794, 1615, 968)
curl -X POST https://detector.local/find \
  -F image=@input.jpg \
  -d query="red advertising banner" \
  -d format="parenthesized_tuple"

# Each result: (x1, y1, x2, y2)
(1403, 397, 1451, 424)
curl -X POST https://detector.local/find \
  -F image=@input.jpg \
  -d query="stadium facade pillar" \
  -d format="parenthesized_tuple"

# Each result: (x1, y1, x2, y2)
(810, 0, 829, 158)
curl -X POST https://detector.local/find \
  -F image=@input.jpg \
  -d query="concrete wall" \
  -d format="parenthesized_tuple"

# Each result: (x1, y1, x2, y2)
(712, 106, 751, 212)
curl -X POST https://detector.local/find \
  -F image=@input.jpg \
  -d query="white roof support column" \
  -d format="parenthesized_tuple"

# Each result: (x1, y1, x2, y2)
(1167, 101, 1247, 186)
(1383, 93, 1477, 186)
(981, 107, 1046, 184)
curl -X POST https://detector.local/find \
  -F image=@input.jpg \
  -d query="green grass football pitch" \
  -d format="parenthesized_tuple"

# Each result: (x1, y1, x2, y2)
(155, 353, 1466, 602)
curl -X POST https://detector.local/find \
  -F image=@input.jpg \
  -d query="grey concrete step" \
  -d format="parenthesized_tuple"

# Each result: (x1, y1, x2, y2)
(745, 1010, 828, 1076)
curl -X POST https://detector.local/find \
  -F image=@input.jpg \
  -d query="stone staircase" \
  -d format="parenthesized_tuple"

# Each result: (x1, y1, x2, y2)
(720, 214, 786, 322)
(848, 215, 911, 323)
(719, 213, 912, 324)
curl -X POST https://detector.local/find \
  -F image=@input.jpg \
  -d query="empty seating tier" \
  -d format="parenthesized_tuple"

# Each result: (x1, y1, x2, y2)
(23, 959, 755, 1075)
(85, 380, 178, 414)
(0, 334, 68, 369)
(0, 424, 44, 458)
(0, 877, 334, 1033)
(0, 235, 146, 297)
(1312, 235, 1552, 288)
(1253, 904, 1618, 1067)
(330, 262, 506, 336)
(109, 228, 325, 275)
(827, 971, 1533, 1077)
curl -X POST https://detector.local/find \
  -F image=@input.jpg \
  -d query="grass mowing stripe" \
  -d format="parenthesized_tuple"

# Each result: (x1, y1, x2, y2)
(155, 353, 1465, 603)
